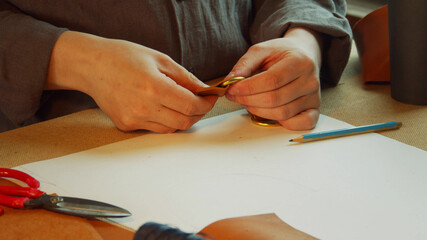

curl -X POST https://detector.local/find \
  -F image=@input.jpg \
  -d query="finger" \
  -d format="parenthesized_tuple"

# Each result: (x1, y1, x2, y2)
(227, 53, 310, 96)
(225, 44, 270, 80)
(244, 93, 320, 122)
(114, 102, 203, 132)
(150, 106, 204, 130)
(139, 122, 178, 133)
(162, 91, 217, 117)
(115, 118, 177, 133)
(153, 73, 217, 116)
(227, 75, 320, 108)
(279, 108, 320, 130)
(155, 57, 218, 115)
(156, 55, 208, 93)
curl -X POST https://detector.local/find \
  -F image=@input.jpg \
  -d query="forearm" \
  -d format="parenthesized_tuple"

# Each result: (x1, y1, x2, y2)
(46, 31, 105, 94)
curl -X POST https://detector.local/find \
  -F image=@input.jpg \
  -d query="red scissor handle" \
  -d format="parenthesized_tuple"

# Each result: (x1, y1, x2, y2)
(0, 168, 43, 214)
(0, 168, 40, 188)
(0, 186, 44, 198)
(0, 193, 28, 209)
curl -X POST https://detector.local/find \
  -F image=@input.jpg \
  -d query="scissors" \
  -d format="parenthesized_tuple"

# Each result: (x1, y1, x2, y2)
(0, 168, 131, 218)
(196, 76, 280, 127)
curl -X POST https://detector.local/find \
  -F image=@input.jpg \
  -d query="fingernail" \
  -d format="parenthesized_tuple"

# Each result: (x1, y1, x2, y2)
(228, 72, 236, 78)
(228, 68, 244, 79)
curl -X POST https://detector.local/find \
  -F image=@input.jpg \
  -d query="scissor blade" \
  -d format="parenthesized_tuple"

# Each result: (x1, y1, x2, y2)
(26, 194, 131, 218)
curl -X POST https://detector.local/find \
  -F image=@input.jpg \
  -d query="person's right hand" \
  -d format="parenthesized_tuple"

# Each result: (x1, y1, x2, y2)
(46, 31, 217, 133)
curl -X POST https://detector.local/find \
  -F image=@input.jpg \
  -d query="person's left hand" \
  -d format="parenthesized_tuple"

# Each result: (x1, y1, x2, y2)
(225, 27, 323, 130)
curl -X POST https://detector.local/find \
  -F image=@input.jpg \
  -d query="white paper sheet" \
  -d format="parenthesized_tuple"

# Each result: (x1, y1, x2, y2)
(16, 110, 427, 240)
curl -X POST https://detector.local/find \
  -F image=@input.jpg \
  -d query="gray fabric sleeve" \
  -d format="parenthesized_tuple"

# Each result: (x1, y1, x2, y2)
(250, 0, 352, 85)
(0, 0, 66, 130)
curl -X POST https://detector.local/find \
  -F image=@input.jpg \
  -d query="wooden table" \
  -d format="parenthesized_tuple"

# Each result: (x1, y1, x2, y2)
(1, 43, 426, 168)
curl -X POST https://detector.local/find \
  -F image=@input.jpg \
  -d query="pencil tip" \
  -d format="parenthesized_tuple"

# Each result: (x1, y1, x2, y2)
(289, 139, 293, 142)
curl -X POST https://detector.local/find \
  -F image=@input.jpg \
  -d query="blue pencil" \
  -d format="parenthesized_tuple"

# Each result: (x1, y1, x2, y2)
(289, 121, 402, 143)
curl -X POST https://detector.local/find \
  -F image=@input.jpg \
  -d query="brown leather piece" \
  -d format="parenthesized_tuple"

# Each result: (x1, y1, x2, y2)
(196, 86, 229, 97)
(353, 5, 390, 83)
(0, 178, 134, 240)
(196, 77, 232, 97)
(199, 213, 318, 240)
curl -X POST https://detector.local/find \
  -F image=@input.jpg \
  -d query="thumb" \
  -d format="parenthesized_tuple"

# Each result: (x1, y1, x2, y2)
(225, 46, 269, 80)
(160, 59, 208, 93)
(176, 70, 208, 94)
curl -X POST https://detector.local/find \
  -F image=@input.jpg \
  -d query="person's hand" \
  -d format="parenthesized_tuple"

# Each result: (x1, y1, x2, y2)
(46, 31, 217, 133)
(225, 28, 323, 130)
